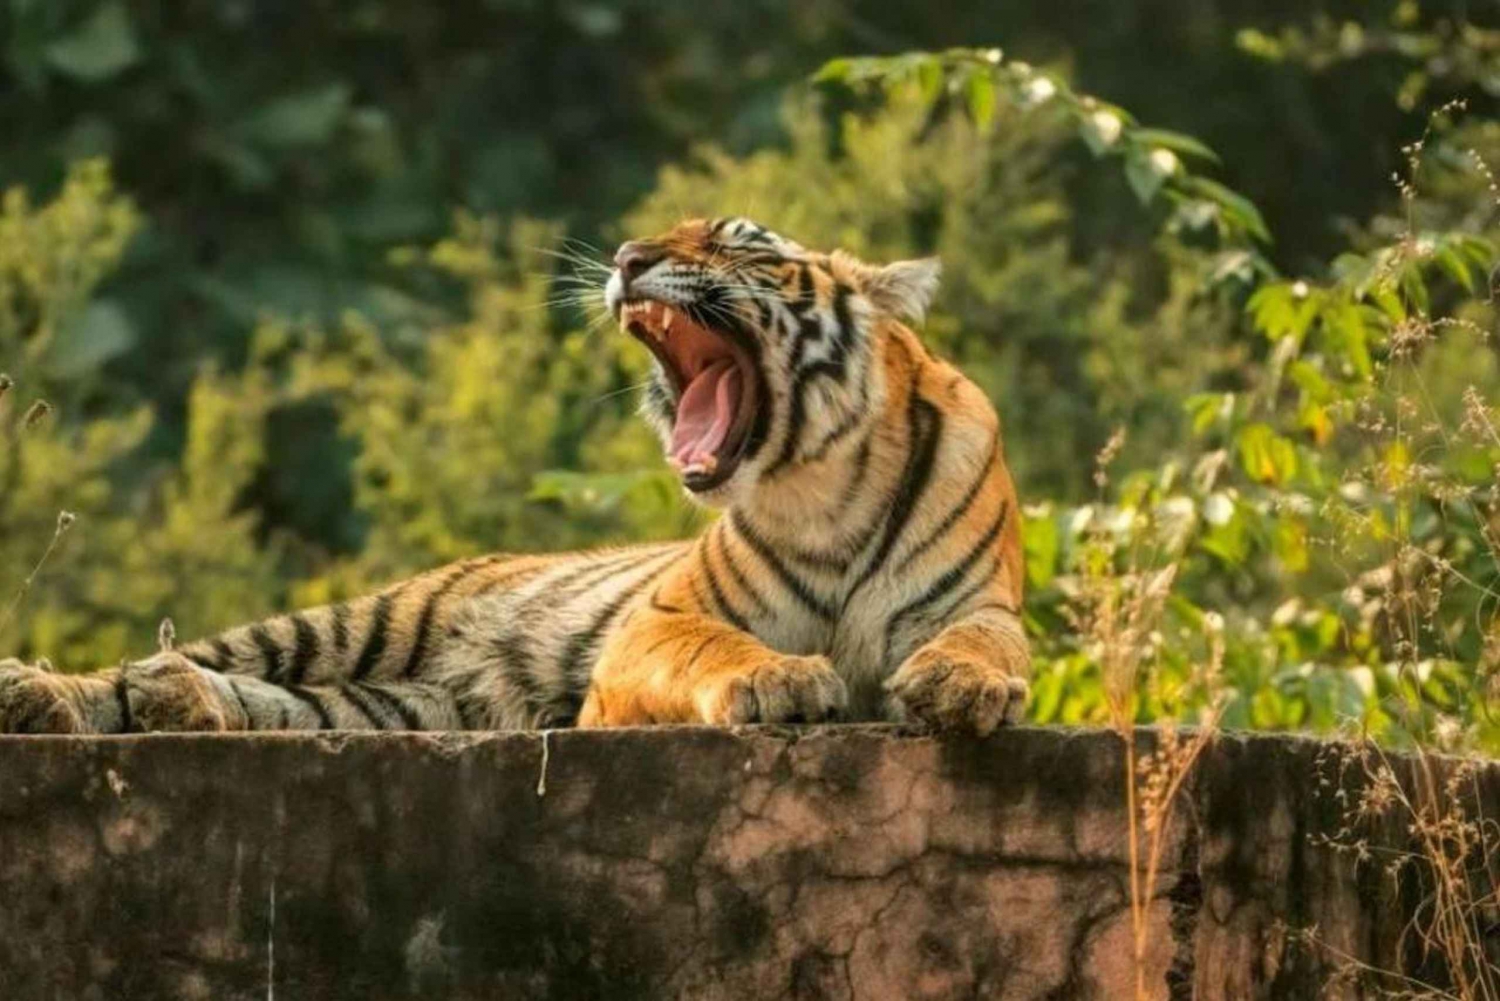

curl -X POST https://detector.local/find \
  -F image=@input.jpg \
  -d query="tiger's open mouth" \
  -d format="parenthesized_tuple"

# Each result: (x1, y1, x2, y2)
(618, 299, 759, 492)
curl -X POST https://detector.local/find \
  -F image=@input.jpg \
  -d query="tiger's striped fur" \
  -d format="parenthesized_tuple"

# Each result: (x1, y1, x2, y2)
(0, 217, 1029, 735)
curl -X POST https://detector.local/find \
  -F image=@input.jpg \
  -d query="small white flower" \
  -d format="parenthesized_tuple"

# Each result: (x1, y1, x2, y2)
(1024, 76, 1057, 105)
(1148, 148, 1180, 177)
(1068, 505, 1095, 536)
(1203, 611, 1225, 634)
(1290, 279, 1310, 299)
(1347, 667, 1375, 698)
(1203, 492, 1235, 526)
(1107, 507, 1136, 534)
(1090, 110, 1124, 146)
(1159, 496, 1195, 521)
(1271, 599, 1300, 627)
(983, 48, 1003, 64)
(1413, 237, 1435, 257)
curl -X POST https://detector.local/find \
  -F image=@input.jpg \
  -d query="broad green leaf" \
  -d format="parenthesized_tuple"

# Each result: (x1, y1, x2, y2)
(1022, 510, 1059, 589)
(965, 70, 997, 129)
(1272, 517, 1309, 572)
(48, 299, 137, 378)
(1123, 149, 1165, 204)
(1236, 423, 1298, 485)
(45, 3, 140, 82)
(1185, 392, 1234, 435)
(1435, 246, 1475, 292)
(810, 58, 853, 84)
(1185, 176, 1271, 243)
(241, 84, 352, 148)
(917, 57, 943, 104)
(1130, 127, 1221, 164)
(1398, 264, 1429, 316)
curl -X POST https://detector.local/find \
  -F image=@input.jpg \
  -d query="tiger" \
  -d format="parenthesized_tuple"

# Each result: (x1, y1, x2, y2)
(0, 217, 1030, 736)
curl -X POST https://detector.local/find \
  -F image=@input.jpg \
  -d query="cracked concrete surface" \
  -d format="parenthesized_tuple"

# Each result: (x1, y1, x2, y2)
(0, 726, 1494, 1000)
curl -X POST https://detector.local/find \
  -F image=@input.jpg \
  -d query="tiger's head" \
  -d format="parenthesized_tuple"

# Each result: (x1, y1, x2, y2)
(604, 217, 940, 504)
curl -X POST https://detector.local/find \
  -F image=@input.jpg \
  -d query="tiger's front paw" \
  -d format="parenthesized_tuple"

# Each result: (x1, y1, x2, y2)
(697, 654, 848, 726)
(885, 649, 1028, 736)
(124, 652, 235, 732)
(0, 659, 88, 734)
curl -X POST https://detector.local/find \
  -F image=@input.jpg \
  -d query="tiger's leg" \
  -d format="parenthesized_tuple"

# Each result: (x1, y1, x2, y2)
(0, 654, 464, 732)
(0, 554, 548, 733)
(883, 603, 1030, 736)
(576, 608, 847, 727)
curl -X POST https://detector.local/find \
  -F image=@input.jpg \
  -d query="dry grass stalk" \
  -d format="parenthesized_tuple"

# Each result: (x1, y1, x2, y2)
(1069, 429, 1226, 999)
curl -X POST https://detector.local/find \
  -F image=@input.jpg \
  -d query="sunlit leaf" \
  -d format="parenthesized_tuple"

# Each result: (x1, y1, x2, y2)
(965, 70, 997, 129)
(1130, 127, 1221, 164)
(1236, 423, 1298, 485)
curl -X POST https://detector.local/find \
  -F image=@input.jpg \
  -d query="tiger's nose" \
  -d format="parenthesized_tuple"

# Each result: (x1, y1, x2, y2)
(614, 241, 665, 289)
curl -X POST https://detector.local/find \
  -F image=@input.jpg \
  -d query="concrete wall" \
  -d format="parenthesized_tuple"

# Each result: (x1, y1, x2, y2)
(0, 726, 1495, 1000)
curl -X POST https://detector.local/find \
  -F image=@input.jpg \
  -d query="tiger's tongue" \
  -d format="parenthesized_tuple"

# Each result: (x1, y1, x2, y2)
(670, 359, 741, 468)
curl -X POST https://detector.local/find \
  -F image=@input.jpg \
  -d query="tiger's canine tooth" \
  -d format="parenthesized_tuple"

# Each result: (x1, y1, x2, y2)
(662, 306, 677, 334)
(682, 454, 718, 477)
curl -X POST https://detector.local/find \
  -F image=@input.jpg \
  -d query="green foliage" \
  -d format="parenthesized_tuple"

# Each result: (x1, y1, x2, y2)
(0, 160, 139, 396)
(814, 49, 1271, 251)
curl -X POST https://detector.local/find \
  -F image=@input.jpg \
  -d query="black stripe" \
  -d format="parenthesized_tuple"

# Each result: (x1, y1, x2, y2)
(225, 678, 255, 730)
(934, 570, 994, 627)
(895, 434, 1000, 574)
(563, 546, 681, 596)
(492, 633, 548, 709)
(286, 686, 334, 729)
(338, 683, 390, 729)
(650, 593, 687, 615)
(802, 377, 868, 463)
(882, 501, 1009, 660)
(352, 590, 398, 681)
(401, 560, 501, 679)
(181, 647, 222, 672)
(331, 603, 350, 654)
(713, 523, 770, 616)
(688, 573, 720, 620)
(559, 550, 683, 687)
(474, 561, 552, 597)
(454, 693, 487, 730)
(525, 548, 668, 613)
(834, 437, 873, 520)
(684, 634, 721, 670)
(361, 685, 423, 730)
(287, 614, 321, 685)
(733, 510, 856, 575)
(115, 674, 134, 733)
(845, 366, 943, 603)
(765, 286, 860, 477)
(729, 510, 836, 621)
(250, 625, 283, 682)
(701, 557, 750, 632)
(212, 638, 236, 671)
(793, 263, 815, 313)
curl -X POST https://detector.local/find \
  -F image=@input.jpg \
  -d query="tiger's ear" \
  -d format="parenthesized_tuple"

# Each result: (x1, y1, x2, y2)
(865, 258, 942, 324)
